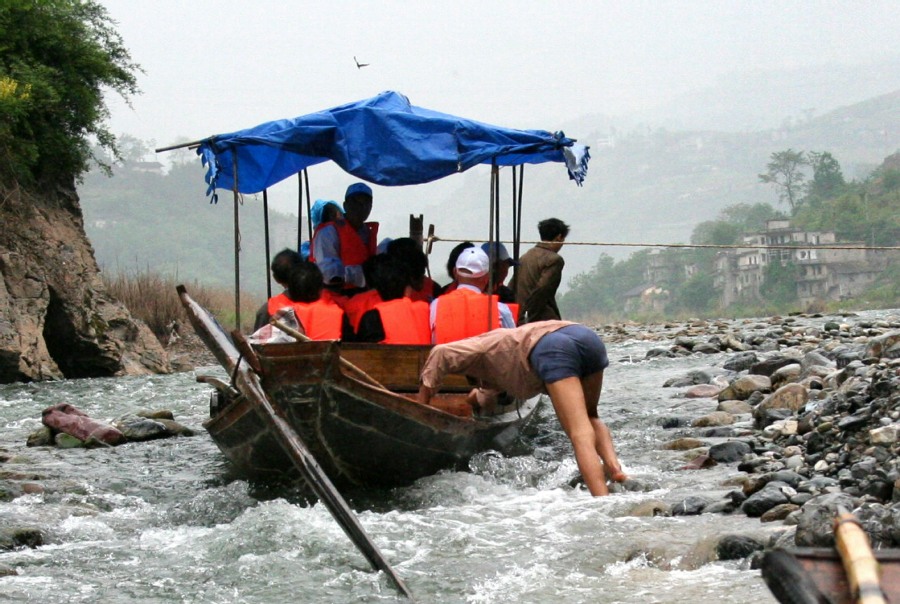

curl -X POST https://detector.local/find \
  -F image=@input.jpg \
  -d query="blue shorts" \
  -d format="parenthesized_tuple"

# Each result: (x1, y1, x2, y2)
(529, 325, 609, 384)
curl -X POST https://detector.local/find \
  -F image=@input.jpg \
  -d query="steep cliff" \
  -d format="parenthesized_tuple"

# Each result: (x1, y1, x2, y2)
(0, 183, 169, 383)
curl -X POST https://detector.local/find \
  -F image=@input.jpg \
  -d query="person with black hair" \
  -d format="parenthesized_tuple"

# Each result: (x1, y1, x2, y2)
(386, 237, 441, 302)
(265, 261, 353, 340)
(253, 248, 303, 330)
(510, 218, 570, 323)
(354, 258, 430, 344)
(440, 241, 474, 294)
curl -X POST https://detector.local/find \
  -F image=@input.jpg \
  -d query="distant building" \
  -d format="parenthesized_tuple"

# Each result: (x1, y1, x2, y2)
(713, 219, 889, 308)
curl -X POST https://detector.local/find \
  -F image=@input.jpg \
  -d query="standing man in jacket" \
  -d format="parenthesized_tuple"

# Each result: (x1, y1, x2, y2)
(511, 217, 569, 323)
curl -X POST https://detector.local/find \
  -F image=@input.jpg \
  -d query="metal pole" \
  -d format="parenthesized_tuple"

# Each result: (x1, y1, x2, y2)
(304, 169, 313, 242)
(263, 188, 272, 299)
(231, 152, 241, 331)
(297, 172, 303, 250)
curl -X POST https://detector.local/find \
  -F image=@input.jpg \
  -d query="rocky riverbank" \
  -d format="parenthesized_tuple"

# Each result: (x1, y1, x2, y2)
(605, 311, 900, 561)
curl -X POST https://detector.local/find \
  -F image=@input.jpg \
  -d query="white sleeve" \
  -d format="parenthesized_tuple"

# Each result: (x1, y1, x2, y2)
(312, 225, 344, 284)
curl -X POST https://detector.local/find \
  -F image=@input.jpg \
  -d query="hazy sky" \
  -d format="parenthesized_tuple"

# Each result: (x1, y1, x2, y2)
(101, 0, 900, 149)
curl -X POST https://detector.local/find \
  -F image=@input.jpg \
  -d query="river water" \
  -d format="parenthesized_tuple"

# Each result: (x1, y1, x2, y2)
(11, 311, 893, 603)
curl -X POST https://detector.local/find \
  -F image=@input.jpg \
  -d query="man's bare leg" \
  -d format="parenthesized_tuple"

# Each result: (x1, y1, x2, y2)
(545, 376, 609, 496)
(581, 371, 627, 482)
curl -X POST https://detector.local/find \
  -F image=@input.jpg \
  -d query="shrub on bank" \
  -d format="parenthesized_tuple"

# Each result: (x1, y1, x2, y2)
(102, 270, 261, 344)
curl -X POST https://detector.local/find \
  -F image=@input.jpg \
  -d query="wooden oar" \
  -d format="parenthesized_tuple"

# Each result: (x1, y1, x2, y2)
(231, 329, 414, 600)
(834, 506, 886, 604)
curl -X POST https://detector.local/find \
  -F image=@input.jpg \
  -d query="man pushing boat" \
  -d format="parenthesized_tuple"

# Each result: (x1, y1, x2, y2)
(418, 320, 628, 496)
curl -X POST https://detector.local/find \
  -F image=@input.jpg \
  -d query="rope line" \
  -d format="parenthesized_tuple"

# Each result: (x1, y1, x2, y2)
(428, 237, 900, 252)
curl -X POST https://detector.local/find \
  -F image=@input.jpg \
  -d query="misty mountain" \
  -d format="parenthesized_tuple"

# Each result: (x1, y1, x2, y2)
(79, 79, 900, 296)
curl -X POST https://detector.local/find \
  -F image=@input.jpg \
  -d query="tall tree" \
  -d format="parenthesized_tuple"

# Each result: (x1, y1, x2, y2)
(0, 0, 140, 187)
(805, 151, 846, 204)
(759, 149, 808, 213)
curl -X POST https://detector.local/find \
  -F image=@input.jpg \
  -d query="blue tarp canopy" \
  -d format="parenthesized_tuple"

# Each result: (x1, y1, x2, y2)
(197, 91, 589, 196)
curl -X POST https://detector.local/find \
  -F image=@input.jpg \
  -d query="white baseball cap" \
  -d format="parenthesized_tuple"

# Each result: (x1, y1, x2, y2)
(455, 247, 490, 278)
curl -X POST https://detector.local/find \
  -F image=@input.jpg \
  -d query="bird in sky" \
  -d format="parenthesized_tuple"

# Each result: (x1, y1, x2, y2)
(354, 56, 370, 69)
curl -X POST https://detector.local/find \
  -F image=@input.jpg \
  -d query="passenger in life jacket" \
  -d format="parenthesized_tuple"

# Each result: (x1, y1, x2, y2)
(300, 199, 343, 261)
(266, 260, 353, 340)
(385, 237, 442, 303)
(480, 241, 520, 322)
(309, 182, 378, 293)
(342, 254, 390, 332)
(438, 241, 474, 295)
(430, 247, 515, 344)
(253, 248, 303, 331)
(354, 258, 430, 344)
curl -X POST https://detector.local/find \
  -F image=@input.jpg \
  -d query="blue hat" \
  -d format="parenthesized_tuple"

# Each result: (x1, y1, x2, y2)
(345, 182, 373, 199)
(481, 241, 519, 266)
(310, 199, 343, 229)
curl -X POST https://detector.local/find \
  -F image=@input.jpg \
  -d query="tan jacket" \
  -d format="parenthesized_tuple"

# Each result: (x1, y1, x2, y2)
(420, 320, 575, 399)
(510, 243, 564, 323)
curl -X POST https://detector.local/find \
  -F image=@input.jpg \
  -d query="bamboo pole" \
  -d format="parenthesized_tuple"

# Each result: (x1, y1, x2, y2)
(834, 507, 887, 604)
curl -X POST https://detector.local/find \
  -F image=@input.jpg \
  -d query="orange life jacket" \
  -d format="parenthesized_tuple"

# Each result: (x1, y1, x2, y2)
(308, 220, 379, 266)
(507, 303, 521, 325)
(375, 298, 431, 345)
(267, 292, 293, 317)
(343, 289, 383, 331)
(267, 294, 344, 340)
(433, 288, 501, 344)
(407, 276, 440, 303)
(291, 300, 345, 340)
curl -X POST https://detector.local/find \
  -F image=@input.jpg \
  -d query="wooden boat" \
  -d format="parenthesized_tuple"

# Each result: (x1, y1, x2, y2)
(763, 547, 900, 604)
(179, 286, 541, 489)
(165, 91, 589, 489)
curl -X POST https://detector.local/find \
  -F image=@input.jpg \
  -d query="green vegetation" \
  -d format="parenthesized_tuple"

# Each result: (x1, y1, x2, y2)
(561, 151, 900, 322)
(79, 158, 301, 296)
(0, 0, 139, 188)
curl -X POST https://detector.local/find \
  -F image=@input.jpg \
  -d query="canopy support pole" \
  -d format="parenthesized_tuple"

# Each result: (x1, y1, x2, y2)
(512, 165, 524, 298)
(304, 170, 312, 244)
(487, 162, 499, 332)
(231, 153, 241, 331)
(263, 188, 272, 299)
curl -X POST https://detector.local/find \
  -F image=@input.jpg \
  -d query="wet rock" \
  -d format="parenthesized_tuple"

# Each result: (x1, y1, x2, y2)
(155, 418, 195, 437)
(794, 492, 858, 546)
(760, 503, 800, 522)
(692, 411, 734, 427)
(742, 484, 790, 517)
(708, 441, 752, 463)
(865, 330, 900, 359)
(25, 426, 53, 447)
(870, 424, 899, 444)
(723, 351, 758, 372)
(42, 403, 125, 447)
(672, 496, 709, 515)
(54, 433, 84, 448)
(719, 375, 772, 401)
(749, 357, 800, 377)
(0, 563, 16, 576)
(680, 455, 717, 470)
(658, 416, 692, 429)
(700, 427, 738, 438)
(627, 500, 671, 517)
(685, 384, 723, 398)
(661, 438, 706, 451)
(717, 400, 752, 415)
(0, 527, 43, 550)
(137, 409, 175, 420)
(769, 364, 801, 389)
(754, 384, 809, 428)
(114, 416, 171, 441)
(716, 535, 765, 560)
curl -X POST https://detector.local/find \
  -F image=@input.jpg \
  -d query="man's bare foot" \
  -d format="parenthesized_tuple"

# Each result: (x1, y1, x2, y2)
(609, 469, 628, 483)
